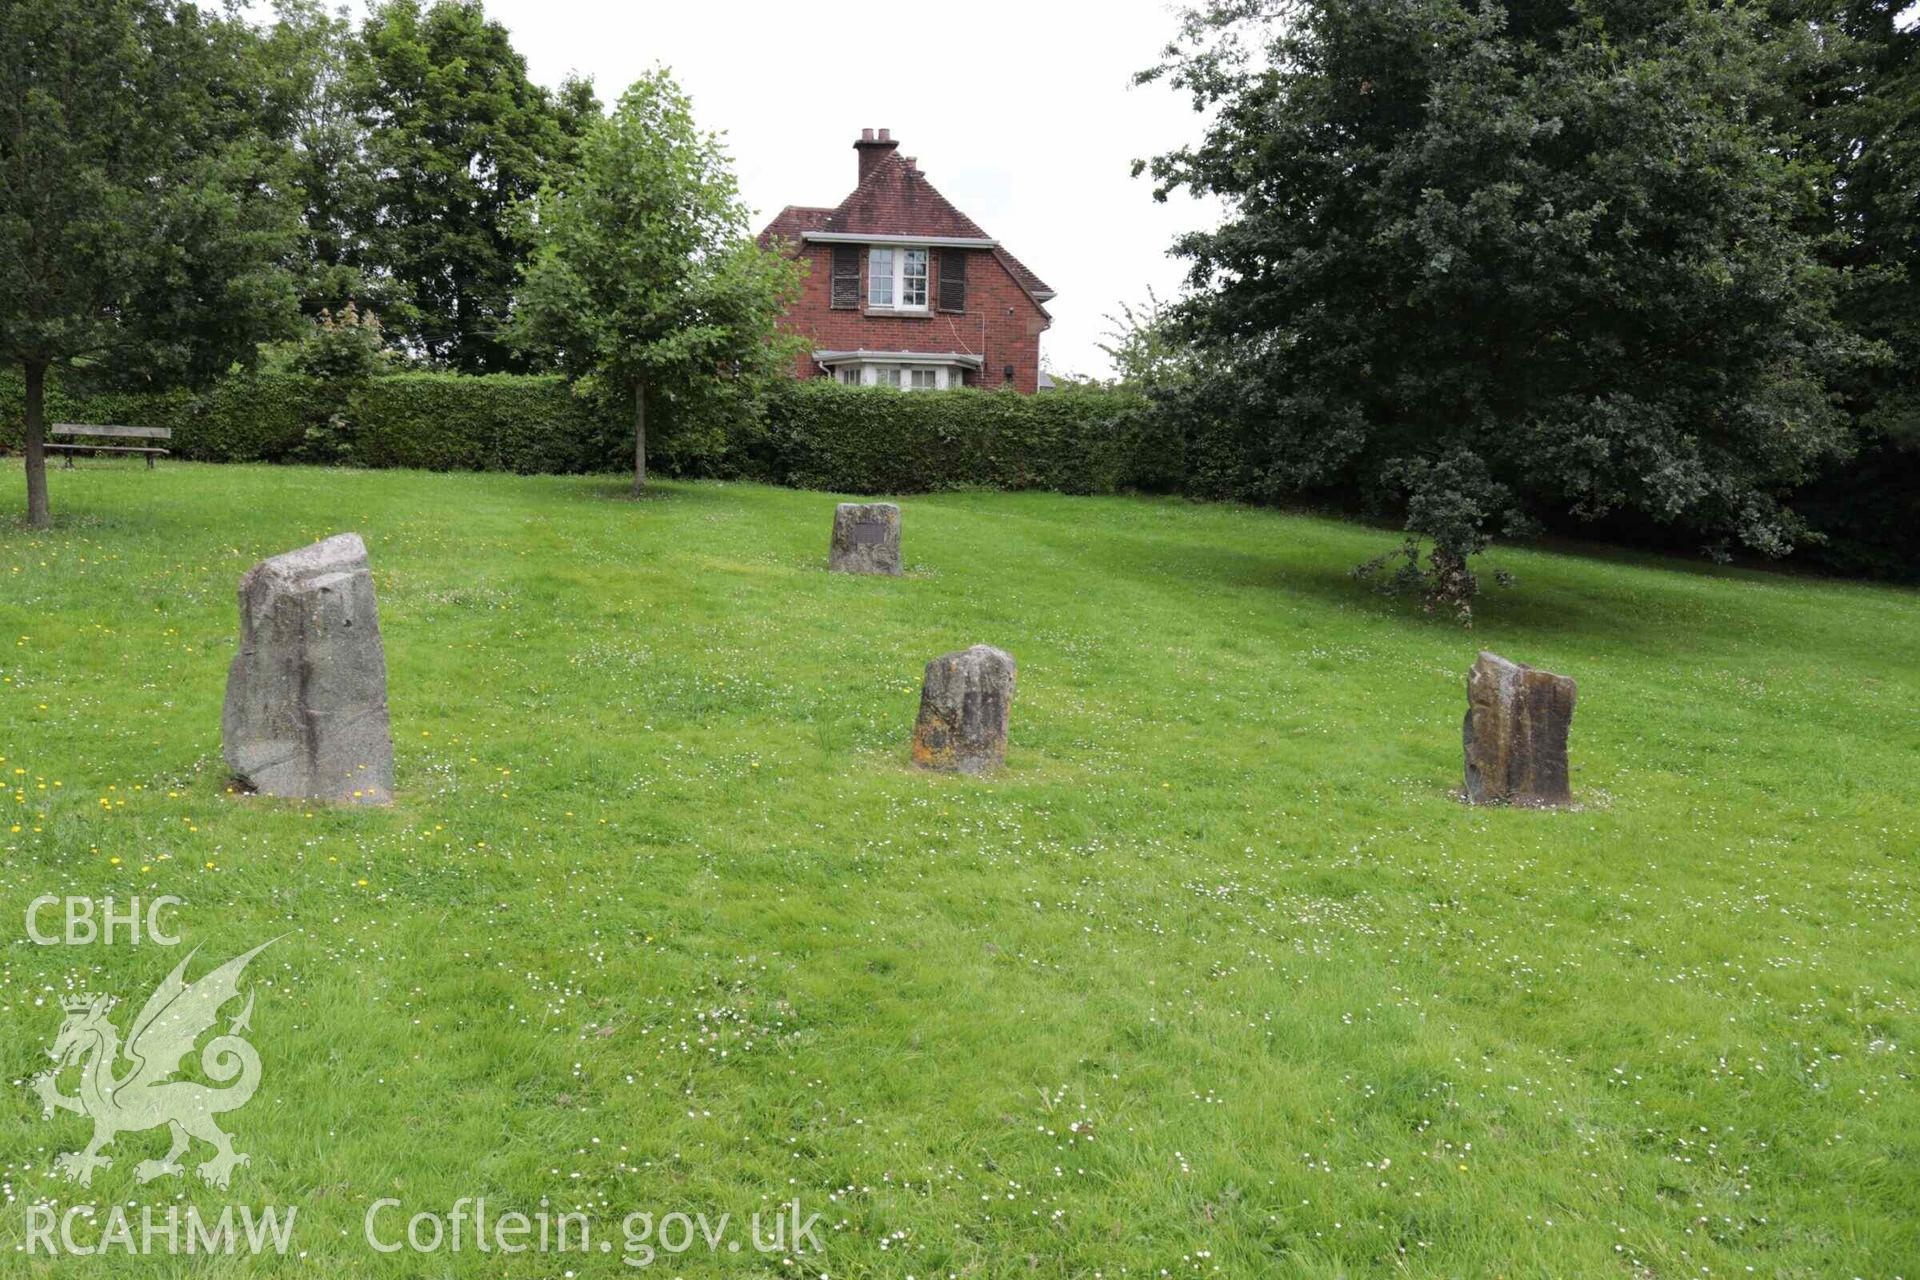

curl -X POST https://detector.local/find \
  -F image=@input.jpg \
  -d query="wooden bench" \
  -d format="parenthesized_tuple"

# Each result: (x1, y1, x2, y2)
(47, 424, 172, 469)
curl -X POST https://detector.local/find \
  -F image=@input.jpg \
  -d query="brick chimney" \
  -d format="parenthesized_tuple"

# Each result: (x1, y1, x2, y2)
(854, 127, 899, 183)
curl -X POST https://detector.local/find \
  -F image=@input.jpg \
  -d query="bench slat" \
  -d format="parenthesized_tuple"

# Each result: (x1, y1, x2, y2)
(50, 423, 172, 440)
(45, 444, 170, 454)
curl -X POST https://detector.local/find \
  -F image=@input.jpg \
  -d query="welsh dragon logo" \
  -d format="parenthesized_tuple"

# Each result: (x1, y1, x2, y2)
(30, 939, 276, 1189)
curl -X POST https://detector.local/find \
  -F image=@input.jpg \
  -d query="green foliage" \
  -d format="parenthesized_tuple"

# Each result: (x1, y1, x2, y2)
(512, 68, 803, 488)
(2, 368, 1162, 491)
(260, 304, 396, 461)
(349, 0, 599, 371)
(1140, 0, 1864, 614)
(273, 305, 390, 387)
(259, 0, 396, 323)
(746, 381, 1161, 495)
(1096, 287, 1193, 394)
(0, 0, 300, 523)
(0, 368, 611, 473)
(354, 373, 616, 472)
(1353, 450, 1521, 622)
(1791, 1, 1920, 578)
(1816, 1, 1920, 435)
(0, 0, 301, 386)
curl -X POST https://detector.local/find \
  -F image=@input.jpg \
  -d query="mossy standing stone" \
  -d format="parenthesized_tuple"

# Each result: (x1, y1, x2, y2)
(911, 645, 1016, 774)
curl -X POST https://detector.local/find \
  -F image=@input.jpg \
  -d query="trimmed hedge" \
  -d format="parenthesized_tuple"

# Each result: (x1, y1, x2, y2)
(743, 381, 1161, 495)
(0, 370, 615, 473)
(356, 374, 619, 473)
(0, 373, 315, 461)
(2, 369, 1163, 494)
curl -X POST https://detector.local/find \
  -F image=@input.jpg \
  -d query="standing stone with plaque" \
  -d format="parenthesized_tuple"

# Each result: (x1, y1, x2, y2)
(828, 503, 902, 576)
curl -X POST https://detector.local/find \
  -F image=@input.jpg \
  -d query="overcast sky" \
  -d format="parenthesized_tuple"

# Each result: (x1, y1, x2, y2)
(461, 0, 1219, 378)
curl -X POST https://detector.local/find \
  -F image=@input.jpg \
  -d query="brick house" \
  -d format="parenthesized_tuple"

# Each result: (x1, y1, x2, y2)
(757, 129, 1055, 394)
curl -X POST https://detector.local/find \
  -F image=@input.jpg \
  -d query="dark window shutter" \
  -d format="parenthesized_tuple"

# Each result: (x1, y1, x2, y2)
(937, 250, 968, 312)
(830, 247, 859, 309)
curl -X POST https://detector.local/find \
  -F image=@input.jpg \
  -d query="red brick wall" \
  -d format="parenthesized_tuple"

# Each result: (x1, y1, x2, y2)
(776, 245, 1050, 394)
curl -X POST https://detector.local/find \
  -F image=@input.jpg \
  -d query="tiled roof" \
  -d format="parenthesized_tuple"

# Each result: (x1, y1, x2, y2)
(758, 151, 1054, 305)
(819, 153, 992, 241)
(757, 205, 834, 248)
(992, 245, 1054, 301)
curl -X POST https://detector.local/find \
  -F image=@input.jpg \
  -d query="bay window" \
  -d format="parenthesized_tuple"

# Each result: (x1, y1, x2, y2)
(825, 361, 959, 390)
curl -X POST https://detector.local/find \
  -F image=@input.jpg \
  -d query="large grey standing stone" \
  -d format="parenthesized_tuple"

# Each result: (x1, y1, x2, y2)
(1463, 651, 1575, 807)
(222, 533, 394, 804)
(829, 502, 902, 575)
(911, 645, 1016, 774)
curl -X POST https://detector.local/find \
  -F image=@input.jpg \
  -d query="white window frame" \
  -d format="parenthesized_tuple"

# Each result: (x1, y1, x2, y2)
(832, 362, 957, 390)
(867, 245, 929, 312)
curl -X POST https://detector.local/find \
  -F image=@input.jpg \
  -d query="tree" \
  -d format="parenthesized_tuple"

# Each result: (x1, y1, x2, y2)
(1097, 288, 1193, 393)
(512, 69, 803, 492)
(259, 0, 393, 323)
(1139, 0, 1862, 617)
(1809, 1, 1918, 431)
(351, 0, 598, 371)
(0, 0, 298, 527)
(1790, 0, 1920, 577)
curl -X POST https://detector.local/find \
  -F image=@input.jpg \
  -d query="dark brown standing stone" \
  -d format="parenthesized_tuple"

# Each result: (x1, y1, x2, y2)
(1463, 651, 1576, 806)
(222, 533, 394, 804)
(828, 502, 902, 575)
(911, 645, 1016, 774)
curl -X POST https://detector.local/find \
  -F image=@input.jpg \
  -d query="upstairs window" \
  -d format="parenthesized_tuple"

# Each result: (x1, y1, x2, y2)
(900, 248, 928, 308)
(867, 245, 929, 310)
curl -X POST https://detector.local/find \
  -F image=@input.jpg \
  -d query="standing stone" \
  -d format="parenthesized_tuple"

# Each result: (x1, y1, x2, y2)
(222, 533, 394, 804)
(911, 645, 1017, 774)
(1463, 651, 1576, 807)
(829, 502, 902, 575)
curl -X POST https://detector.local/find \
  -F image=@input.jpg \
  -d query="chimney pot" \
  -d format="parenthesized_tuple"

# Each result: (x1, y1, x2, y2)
(852, 127, 901, 183)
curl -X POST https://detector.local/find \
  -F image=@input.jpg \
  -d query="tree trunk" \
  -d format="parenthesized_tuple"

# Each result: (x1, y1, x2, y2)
(23, 359, 50, 529)
(631, 376, 648, 494)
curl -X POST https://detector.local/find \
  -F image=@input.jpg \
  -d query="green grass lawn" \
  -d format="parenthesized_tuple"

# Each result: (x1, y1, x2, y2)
(1, 459, 1916, 1278)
